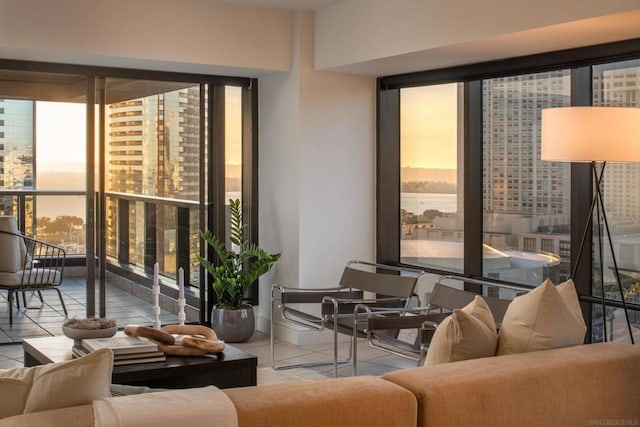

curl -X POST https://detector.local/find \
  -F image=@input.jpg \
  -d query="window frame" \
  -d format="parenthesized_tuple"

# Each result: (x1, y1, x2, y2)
(376, 38, 640, 341)
(0, 58, 259, 325)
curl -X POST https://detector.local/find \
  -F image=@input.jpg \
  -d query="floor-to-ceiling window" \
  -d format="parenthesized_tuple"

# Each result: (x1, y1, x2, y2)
(0, 72, 87, 249)
(400, 83, 464, 273)
(103, 79, 202, 284)
(0, 62, 258, 326)
(482, 71, 571, 287)
(591, 58, 640, 342)
(377, 39, 640, 344)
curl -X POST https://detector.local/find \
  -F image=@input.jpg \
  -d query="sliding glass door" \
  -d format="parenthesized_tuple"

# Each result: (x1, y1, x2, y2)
(0, 61, 257, 336)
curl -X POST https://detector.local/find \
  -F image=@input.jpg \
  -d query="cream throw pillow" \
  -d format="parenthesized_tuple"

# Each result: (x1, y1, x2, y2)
(0, 216, 22, 273)
(23, 348, 114, 413)
(425, 296, 498, 365)
(0, 366, 36, 418)
(496, 279, 586, 355)
(1, 349, 113, 418)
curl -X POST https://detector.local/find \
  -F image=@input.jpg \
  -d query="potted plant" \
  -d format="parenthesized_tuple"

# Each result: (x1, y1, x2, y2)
(197, 199, 280, 342)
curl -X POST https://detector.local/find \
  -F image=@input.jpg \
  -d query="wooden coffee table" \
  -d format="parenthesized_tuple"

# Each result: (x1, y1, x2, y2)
(23, 335, 257, 389)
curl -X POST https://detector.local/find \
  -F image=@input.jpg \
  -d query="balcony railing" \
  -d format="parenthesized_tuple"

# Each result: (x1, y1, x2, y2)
(0, 189, 202, 288)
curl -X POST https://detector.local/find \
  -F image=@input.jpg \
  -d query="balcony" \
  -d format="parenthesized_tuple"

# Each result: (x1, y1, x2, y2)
(0, 275, 179, 344)
(0, 189, 202, 343)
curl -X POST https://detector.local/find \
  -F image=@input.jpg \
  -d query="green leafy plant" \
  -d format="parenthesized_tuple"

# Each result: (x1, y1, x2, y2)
(196, 199, 281, 309)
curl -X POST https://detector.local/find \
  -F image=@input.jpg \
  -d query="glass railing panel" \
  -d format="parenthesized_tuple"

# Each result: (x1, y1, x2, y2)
(33, 194, 86, 255)
(190, 206, 200, 288)
(129, 200, 145, 267)
(591, 303, 640, 344)
(159, 203, 176, 276)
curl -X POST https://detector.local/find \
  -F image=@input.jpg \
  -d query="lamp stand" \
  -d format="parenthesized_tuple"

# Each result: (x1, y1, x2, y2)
(572, 162, 634, 344)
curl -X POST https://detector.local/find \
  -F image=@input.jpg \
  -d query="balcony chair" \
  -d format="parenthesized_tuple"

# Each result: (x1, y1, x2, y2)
(271, 260, 424, 377)
(352, 275, 518, 375)
(0, 216, 67, 325)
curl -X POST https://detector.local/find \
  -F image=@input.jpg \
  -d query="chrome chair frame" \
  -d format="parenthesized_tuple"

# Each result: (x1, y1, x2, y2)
(0, 230, 67, 324)
(271, 260, 424, 377)
(352, 275, 532, 375)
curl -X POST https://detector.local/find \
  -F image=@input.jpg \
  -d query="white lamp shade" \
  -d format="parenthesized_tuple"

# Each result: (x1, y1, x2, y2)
(541, 107, 640, 162)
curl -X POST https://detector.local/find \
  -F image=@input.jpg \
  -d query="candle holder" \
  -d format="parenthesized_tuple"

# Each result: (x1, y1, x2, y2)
(152, 285, 161, 330)
(153, 262, 161, 329)
(178, 298, 186, 326)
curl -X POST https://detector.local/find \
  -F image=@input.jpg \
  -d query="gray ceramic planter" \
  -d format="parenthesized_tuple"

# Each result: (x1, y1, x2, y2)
(211, 305, 255, 343)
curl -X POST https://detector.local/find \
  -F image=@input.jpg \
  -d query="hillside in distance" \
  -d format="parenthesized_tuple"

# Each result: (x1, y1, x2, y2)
(401, 167, 456, 184)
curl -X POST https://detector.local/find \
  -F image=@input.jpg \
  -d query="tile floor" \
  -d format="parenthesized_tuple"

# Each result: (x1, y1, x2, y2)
(0, 277, 418, 378)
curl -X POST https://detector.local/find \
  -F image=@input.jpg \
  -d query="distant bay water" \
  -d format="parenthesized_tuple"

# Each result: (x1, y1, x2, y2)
(401, 192, 457, 215)
(34, 191, 456, 220)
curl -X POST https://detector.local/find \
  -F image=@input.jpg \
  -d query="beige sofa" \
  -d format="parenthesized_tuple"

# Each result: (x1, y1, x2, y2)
(2, 342, 639, 427)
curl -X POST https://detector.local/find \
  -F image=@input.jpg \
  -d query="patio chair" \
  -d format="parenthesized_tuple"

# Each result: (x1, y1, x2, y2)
(0, 216, 67, 325)
(271, 260, 424, 377)
(352, 275, 518, 374)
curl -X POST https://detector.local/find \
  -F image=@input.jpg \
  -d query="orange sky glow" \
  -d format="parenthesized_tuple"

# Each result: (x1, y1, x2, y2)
(400, 83, 458, 170)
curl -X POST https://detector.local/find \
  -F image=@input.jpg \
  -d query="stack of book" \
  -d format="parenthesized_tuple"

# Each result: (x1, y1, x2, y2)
(73, 332, 166, 365)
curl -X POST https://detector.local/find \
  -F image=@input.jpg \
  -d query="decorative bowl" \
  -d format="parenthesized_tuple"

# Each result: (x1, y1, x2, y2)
(61, 325, 118, 340)
(61, 317, 118, 345)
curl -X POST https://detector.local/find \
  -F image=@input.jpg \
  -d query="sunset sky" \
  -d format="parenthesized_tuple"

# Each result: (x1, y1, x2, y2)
(36, 88, 243, 176)
(400, 83, 458, 170)
(36, 101, 86, 172)
(35, 83, 449, 176)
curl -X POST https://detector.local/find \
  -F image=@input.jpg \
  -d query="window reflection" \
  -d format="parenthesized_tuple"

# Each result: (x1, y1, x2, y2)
(105, 80, 201, 281)
(482, 71, 571, 286)
(592, 59, 640, 343)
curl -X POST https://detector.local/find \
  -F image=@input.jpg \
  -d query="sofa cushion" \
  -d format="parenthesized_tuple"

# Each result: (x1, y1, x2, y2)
(0, 349, 112, 418)
(94, 386, 237, 427)
(0, 404, 94, 427)
(425, 295, 498, 365)
(224, 376, 417, 427)
(0, 269, 61, 287)
(23, 348, 113, 413)
(497, 279, 586, 355)
(383, 343, 640, 427)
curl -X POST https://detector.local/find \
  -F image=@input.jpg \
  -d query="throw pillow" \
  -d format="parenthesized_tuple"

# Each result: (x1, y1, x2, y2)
(0, 366, 36, 419)
(23, 348, 114, 413)
(557, 279, 585, 325)
(425, 296, 498, 365)
(496, 279, 586, 355)
(0, 216, 22, 273)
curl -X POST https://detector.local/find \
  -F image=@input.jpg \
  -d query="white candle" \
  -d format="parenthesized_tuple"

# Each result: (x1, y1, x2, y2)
(178, 267, 185, 300)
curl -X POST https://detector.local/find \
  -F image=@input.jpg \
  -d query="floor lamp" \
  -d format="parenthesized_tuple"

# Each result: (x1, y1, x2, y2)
(541, 106, 640, 344)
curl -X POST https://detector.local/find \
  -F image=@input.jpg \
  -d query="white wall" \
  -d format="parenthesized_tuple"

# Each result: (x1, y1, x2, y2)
(0, 0, 292, 76)
(0, 2, 377, 345)
(258, 12, 375, 342)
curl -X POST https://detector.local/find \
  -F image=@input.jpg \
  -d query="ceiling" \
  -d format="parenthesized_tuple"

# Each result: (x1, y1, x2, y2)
(209, 0, 343, 10)
(327, 9, 640, 76)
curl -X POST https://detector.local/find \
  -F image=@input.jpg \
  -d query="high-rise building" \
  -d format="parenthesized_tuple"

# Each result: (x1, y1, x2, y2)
(0, 99, 34, 217)
(593, 64, 640, 223)
(482, 71, 571, 217)
(0, 99, 34, 191)
(105, 87, 201, 268)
